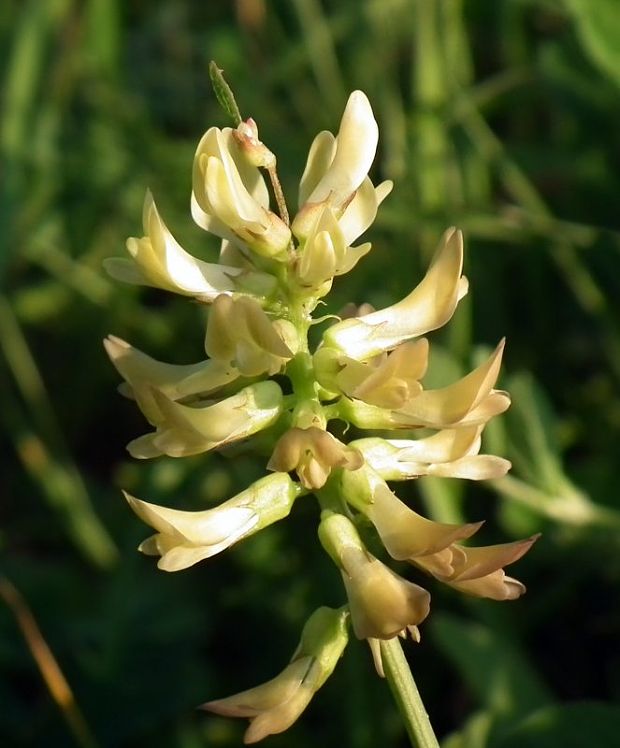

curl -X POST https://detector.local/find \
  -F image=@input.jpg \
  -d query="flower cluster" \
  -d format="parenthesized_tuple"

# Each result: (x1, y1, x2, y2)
(106, 86, 537, 743)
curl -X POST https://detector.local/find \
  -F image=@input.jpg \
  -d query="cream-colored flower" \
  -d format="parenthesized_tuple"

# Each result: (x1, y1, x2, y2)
(314, 338, 428, 408)
(207, 658, 317, 744)
(339, 340, 510, 431)
(414, 535, 540, 600)
(104, 335, 239, 425)
(293, 204, 372, 295)
(127, 380, 283, 458)
(191, 125, 291, 260)
(126, 472, 301, 571)
(203, 606, 348, 744)
(293, 91, 381, 240)
(205, 294, 293, 377)
(318, 512, 431, 640)
(342, 547, 430, 640)
(337, 177, 393, 247)
(395, 339, 508, 426)
(104, 191, 275, 300)
(267, 427, 363, 489)
(322, 227, 467, 360)
(351, 427, 511, 482)
(339, 467, 482, 575)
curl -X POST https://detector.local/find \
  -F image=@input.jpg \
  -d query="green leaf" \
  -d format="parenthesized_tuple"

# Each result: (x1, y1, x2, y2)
(565, 0, 620, 89)
(209, 61, 242, 125)
(493, 702, 620, 748)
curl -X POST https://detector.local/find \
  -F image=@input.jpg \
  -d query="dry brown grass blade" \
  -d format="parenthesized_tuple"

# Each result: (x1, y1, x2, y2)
(0, 576, 99, 748)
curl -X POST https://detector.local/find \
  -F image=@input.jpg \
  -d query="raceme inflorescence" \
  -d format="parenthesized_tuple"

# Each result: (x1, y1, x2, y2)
(104, 73, 538, 744)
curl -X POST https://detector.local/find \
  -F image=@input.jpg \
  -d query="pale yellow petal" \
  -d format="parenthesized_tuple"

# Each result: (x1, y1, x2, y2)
(206, 156, 266, 229)
(298, 131, 337, 207)
(103, 257, 149, 285)
(104, 335, 238, 406)
(335, 242, 372, 277)
(338, 177, 393, 246)
(305, 91, 379, 207)
(323, 228, 465, 359)
(448, 572, 526, 600)
(130, 381, 283, 458)
(386, 427, 482, 463)
(341, 548, 431, 640)
(452, 536, 540, 582)
(368, 484, 482, 559)
(124, 493, 257, 545)
(203, 658, 312, 717)
(158, 542, 240, 572)
(425, 455, 512, 480)
(244, 683, 315, 744)
(398, 340, 505, 427)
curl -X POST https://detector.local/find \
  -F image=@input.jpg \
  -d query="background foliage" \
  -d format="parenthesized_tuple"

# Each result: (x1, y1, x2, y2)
(2, 1, 620, 746)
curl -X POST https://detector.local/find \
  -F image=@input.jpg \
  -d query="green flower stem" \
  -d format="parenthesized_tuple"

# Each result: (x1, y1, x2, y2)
(380, 637, 440, 748)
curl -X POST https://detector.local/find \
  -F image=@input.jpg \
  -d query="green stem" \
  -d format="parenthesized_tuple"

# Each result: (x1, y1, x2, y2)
(380, 638, 439, 748)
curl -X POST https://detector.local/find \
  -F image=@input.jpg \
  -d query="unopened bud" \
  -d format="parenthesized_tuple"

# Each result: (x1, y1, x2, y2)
(233, 118, 277, 168)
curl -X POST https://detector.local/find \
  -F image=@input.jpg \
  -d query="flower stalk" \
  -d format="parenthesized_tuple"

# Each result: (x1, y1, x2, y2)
(381, 637, 440, 748)
(104, 66, 537, 743)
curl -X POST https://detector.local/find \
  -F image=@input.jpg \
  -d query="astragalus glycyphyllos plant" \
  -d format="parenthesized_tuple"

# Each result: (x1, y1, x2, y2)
(104, 65, 538, 746)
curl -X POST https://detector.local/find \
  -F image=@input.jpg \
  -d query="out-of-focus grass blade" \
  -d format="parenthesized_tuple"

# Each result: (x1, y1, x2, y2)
(565, 0, 620, 91)
(0, 0, 74, 282)
(292, 0, 346, 116)
(442, 711, 493, 748)
(432, 614, 554, 735)
(21, 216, 112, 307)
(85, 0, 120, 80)
(494, 702, 620, 748)
(490, 372, 620, 530)
(0, 295, 117, 567)
(453, 95, 620, 380)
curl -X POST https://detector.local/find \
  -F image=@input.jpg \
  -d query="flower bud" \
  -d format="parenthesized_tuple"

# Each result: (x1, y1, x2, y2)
(192, 126, 291, 260)
(318, 512, 430, 640)
(294, 204, 375, 294)
(205, 294, 293, 377)
(267, 427, 363, 489)
(314, 339, 428, 409)
(233, 118, 277, 169)
(202, 606, 348, 743)
(125, 472, 301, 572)
(127, 380, 284, 459)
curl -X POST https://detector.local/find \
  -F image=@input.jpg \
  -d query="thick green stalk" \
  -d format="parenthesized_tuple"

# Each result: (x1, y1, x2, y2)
(380, 638, 440, 748)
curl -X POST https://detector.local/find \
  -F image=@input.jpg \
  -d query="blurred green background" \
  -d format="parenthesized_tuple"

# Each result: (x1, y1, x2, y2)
(2, 0, 620, 746)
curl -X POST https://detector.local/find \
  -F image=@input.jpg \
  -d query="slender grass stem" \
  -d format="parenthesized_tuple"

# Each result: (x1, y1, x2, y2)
(0, 577, 100, 748)
(380, 638, 440, 748)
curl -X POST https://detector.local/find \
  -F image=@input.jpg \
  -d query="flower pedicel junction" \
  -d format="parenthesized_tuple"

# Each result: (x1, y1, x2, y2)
(104, 67, 538, 745)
